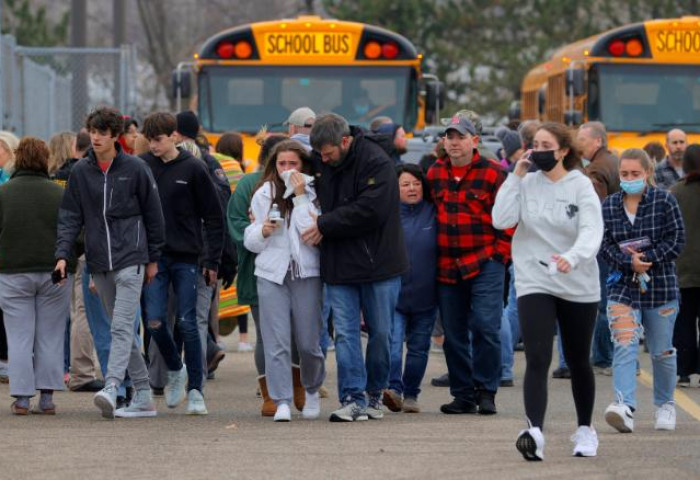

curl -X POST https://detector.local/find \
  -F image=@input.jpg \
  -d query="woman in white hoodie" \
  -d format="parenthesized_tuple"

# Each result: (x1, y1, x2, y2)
(493, 122, 603, 461)
(244, 140, 325, 422)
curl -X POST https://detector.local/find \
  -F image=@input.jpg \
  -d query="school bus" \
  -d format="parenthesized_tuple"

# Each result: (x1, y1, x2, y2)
(173, 15, 440, 170)
(519, 16, 700, 152)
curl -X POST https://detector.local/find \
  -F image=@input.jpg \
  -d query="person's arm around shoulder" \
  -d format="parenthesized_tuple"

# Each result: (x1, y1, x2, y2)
(642, 189, 686, 264)
(558, 177, 604, 271)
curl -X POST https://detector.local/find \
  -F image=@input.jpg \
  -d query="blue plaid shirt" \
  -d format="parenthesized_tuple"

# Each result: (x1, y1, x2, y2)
(654, 158, 681, 191)
(601, 187, 685, 309)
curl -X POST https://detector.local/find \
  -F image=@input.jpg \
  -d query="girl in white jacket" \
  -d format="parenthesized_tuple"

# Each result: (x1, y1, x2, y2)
(492, 122, 603, 461)
(244, 140, 325, 422)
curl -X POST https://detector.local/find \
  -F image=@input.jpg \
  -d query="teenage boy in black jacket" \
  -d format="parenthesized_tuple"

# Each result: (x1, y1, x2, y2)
(140, 112, 224, 415)
(55, 107, 166, 419)
(304, 113, 408, 422)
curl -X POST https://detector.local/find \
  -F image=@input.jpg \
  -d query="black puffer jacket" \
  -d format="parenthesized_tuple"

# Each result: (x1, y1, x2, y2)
(314, 126, 408, 284)
(56, 143, 165, 273)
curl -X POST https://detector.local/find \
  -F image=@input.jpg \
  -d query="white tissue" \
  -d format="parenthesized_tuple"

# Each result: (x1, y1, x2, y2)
(280, 169, 314, 199)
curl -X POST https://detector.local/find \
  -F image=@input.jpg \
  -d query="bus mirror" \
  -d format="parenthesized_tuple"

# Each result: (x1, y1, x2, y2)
(425, 80, 446, 123)
(564, 110, 583, 126)
(566, 68, 585, 96)
(508, 101, 521, 121)
(171, 68, 192, 100)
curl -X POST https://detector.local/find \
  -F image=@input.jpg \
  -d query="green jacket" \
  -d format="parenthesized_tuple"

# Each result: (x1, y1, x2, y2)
(671, 179, 700, 288)
(227, 171, 262, 305)
(0, 170, 76, 274)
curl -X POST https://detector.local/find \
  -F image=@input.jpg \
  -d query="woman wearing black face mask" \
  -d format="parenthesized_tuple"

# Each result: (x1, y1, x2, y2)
(493, 122, 603, 461)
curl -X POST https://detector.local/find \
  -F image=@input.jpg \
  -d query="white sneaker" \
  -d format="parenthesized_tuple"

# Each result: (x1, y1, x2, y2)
(186, 389, 208, 415)
(571, 426, 598, 457)
(605, 402, 634, 433)
(274, 402, 291, 422)
(238, 342, 253, 352)
(93, 383, 118, 419)
(655, 403, 676, 431)
(516, 424, 545, 461)
(115, 389, 157, 418)
(165, 365, 187, 408)
(302, 391, 321, 419)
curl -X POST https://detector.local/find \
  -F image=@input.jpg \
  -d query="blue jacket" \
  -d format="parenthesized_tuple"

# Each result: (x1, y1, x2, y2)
(396, 200, 437, 314)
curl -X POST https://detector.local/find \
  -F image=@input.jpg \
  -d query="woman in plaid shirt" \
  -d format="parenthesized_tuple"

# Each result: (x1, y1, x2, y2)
(601, 148, 685, 434)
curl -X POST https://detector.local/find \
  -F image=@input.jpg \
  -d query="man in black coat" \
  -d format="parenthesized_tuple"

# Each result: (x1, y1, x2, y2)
(303, 113, 408, 422)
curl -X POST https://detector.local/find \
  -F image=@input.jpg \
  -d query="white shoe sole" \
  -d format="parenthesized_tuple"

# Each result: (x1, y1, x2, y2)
(186, 408, 208, 415)
(302, 409, 320, 420)
(94, 395, 115, 419)
(573, 448, 597, 457)
(115, 409, 158, 418)
(655, 423, 675, 431)
(605, 410, 633, 433)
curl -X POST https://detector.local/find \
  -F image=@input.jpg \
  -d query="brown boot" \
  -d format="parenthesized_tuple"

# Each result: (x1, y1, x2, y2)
(292, 365, 305, 411)
(258, 375, 276, 417)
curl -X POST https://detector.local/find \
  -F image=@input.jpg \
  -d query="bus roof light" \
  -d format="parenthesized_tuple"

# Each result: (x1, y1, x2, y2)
(235, 41, 253, 59)
(625, 38, 644, 56)
(364, 41, 382, 59)
(382, 42, 399, 59)
(216, 42, 235, 59)
(608, 40, 625, 57)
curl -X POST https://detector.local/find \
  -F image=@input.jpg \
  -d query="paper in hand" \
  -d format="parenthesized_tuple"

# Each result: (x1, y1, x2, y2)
(280, 169, 314, 199)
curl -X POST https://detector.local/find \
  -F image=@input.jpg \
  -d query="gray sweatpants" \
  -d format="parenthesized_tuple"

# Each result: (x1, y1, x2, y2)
(92, 265, 149, 391)
(258, 273, 325, 405)
(0, 273, 72, 397)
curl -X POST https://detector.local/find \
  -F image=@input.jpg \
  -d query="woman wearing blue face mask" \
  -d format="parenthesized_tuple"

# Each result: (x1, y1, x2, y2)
(600, 148, 685, 435)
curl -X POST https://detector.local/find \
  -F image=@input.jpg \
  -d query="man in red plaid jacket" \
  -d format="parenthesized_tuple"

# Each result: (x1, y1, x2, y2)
(427, 115, 512, 415)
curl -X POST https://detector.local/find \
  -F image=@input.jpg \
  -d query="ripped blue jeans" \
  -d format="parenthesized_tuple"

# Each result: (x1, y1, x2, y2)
(608, 300, 678, 410)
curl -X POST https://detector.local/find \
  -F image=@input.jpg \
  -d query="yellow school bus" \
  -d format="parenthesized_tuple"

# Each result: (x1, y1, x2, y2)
(174, 15, 439, 170)
(519, 16, 700, 151)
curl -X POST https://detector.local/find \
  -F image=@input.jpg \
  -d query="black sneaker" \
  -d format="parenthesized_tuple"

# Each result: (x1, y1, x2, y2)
(151, 387, 164, 397)
(678, 376, 691, 388)
(431, 373, 450, 387)
(477, 390, 497, 415)
(500, 378, 514, 387)
(552, 367, 571, 379)
(440, 398, 477, 414)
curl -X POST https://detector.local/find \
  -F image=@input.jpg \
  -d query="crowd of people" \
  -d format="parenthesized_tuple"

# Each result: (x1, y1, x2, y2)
(0, 103, 698, 462)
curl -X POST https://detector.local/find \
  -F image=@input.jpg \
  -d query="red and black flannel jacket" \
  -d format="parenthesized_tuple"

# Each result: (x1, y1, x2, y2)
(427, 151, 512, 284)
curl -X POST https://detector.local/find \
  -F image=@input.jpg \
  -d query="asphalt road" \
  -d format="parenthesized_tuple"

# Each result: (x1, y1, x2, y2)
(2, 335, 700, 480)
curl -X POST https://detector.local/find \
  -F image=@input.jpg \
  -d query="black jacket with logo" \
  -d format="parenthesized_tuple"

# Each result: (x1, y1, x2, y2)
(55, 143, 165, 273)
(313, 126, 408, 284)
(140, 149, 224, 271)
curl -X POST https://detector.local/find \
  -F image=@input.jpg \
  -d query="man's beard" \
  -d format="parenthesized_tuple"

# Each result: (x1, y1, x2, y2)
(329, 147, 348, 167)
(671, 150, 684, 162)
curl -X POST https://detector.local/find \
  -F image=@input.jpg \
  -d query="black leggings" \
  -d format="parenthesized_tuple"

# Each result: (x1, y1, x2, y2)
(0, 310, 7, 361)
(518, 294, 597, 429)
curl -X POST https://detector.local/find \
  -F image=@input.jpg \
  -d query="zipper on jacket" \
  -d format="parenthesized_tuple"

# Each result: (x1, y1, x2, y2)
(363, 240, 375, 267)
(103, 170, 113, 270)
(136, 220, 141, 247)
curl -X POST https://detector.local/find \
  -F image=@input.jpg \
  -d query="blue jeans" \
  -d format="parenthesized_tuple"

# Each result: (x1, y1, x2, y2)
(438, 260, 505, 399)
(591, 256, 613, 368)
(142, 257, 202, 392)
(83, 264, 138, 397)
(557, 326, 568, 369)
(609, 300, 678, 409)
(500, 264, 519, 381)
(326, 276, 401, 407)
(389, 308, 436, 398)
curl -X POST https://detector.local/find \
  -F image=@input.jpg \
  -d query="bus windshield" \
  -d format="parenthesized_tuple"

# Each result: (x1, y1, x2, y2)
(198, 65, 415, 133)
(594, 64, 700, 133)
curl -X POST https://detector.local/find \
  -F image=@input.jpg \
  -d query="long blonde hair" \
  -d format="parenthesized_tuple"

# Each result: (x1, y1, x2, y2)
(48, 131, 76, 175)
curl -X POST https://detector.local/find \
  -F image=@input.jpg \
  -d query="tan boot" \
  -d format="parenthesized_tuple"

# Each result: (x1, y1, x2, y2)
(292, 365, 305, 411)
(258, 375, 276, 417)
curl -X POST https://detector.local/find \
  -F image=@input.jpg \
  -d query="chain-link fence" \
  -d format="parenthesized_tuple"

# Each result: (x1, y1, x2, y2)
(1, 34, 137, 140)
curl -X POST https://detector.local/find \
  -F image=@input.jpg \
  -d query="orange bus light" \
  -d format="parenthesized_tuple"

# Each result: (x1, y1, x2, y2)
(625, 39, 643, 57)
(364, 41, 382, 59)
(608, 40, 625, 57)
(235, 41, 253, 59)
(216, 42, 235, 59)
(382, 42, 399, 59)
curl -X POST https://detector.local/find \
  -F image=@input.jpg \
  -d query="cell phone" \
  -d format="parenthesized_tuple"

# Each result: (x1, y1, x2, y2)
(51, 269, 65, 284)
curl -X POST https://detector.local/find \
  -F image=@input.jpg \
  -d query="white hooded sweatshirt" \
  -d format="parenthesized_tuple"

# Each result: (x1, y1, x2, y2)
(492, 169, 603, 303)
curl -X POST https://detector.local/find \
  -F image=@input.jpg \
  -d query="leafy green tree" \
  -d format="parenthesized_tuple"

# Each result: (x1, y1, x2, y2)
(1, 0, 69, 47)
